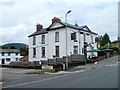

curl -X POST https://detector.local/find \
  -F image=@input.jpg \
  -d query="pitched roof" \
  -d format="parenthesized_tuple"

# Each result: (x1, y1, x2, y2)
(28, 20, 98, 37)
(28, 28, 48, 37)
(47, 20, 98, 35)
(112, 40, 120, 43)
(0, 49, 20, 53)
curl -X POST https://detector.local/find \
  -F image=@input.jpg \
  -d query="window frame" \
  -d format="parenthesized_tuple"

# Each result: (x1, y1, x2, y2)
(84, 33, 86, 42)
(16, 58, 18, 61)
(73, 46, 78, 54)
(8, 52, 11, 56)
(2, 52, 4, 56)
(55, 46, 59, 57)
(41, 47, 45, 58)
(33, 36, 36, 45)
(41, 35, 45, 44)
(6, 58, 11, 62)
(16, 53, 18, 56)
(71, 32, 76, 40)
(33, 48, 36, 58)
(91, 35, 94, 43)
(55, 32, 59, 42)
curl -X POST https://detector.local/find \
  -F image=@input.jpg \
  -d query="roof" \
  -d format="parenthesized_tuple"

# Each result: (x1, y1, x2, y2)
(0, 49, 20, 53)
(28, 28, 48, 37)
(28, 20, 98, 37)
(47, 20, 98, 35)
(112, 40, 120, 43)
(19, 56, 28, 61)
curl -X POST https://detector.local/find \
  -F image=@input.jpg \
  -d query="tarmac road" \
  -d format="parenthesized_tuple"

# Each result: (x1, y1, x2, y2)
(1, 55, 119, 88)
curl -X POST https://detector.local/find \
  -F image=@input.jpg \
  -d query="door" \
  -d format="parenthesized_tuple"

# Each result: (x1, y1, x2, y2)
(1, 59, 5, 64)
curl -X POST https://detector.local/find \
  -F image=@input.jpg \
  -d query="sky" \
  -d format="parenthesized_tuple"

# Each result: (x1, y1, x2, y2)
(0, 0, 118, 45)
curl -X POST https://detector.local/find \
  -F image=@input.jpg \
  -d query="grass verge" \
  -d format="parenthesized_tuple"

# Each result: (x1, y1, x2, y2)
(26, 69, 56, 74)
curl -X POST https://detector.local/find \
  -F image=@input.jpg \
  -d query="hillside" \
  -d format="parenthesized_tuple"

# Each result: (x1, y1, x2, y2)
(2, 43, 27, 49)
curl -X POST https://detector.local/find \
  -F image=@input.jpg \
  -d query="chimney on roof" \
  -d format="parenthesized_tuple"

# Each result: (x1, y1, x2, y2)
(75, 23, 79, 27)
(52, 17, 61, 23)
(36, 24, 43, 31)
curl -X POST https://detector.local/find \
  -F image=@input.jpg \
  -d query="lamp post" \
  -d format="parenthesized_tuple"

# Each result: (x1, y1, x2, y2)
(65, 10, 71, 70)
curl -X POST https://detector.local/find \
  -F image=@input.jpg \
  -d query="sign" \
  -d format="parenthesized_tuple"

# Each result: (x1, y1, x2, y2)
(42, 65, 53, 70)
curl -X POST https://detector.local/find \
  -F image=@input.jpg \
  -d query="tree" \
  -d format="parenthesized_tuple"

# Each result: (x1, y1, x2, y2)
(20, 45, 29, 56)
(10, 46, 16, 49)
(100, 33, 111, 46)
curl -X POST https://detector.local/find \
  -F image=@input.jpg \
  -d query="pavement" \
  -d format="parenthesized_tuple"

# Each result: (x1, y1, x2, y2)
(1, 55, 118, 75)
(55, 55, 118, 74)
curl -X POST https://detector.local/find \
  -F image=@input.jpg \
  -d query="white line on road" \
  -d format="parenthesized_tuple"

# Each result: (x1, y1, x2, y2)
(2, 74, 70, 88)
(2, 68, 93, 88)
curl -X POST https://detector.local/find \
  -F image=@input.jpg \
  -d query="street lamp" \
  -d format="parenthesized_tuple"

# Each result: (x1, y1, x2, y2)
(65, 10, 71, 70)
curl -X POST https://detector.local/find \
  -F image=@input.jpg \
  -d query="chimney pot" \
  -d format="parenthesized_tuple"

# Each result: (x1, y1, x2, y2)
(75, 23, 79, 27)
(36, 24, 43, 31)
(52, 17, 61, 23)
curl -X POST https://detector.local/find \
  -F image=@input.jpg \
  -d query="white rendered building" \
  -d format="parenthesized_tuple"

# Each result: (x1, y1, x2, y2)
(28, 17, 98, 62)
(0, 49, 22, 65)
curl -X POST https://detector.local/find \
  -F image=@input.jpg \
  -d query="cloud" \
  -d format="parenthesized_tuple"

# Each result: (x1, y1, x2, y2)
(0, 0, 118, 45)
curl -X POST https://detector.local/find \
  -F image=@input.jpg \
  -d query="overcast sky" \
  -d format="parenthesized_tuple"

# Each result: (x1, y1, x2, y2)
(0, 0, 118, 45)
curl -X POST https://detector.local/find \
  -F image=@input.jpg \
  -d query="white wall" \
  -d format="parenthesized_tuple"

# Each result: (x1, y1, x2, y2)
(28, 23, 98, 61)
(0, 53, 22, 65)
(29, 34, 48, 61)
(48, 28, 66, 59)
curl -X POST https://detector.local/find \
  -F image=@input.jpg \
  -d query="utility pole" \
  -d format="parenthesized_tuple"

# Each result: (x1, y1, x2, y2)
(65, 10, 71, 70)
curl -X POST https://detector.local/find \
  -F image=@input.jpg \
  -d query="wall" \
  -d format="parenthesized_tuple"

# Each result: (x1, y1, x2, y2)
(0, 53, 22, 65)
(29, 34, 48, 62)
(28, 23, 98, 62)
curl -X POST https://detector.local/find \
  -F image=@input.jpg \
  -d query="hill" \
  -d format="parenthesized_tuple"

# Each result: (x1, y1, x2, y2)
(2, 43, 27, 49)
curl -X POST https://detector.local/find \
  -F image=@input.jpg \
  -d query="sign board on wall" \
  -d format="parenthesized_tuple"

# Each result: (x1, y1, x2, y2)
(42, 65, 53, 69)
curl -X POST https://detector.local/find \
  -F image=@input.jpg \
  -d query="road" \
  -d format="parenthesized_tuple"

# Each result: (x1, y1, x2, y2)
(2, 55, 119, 88)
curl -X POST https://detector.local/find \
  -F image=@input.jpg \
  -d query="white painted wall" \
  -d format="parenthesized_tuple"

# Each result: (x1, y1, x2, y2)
(0, 53, 22, 65)
(29, 22, 98, 62)
(29, 34, 48, 61)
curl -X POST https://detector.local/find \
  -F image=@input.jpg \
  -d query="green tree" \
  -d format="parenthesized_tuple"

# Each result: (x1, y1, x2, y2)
(100, 33, 111, 46)
(20, 45, 29, 56)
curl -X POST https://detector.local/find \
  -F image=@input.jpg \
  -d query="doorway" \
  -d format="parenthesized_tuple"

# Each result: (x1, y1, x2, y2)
(1, 59, 5, 64)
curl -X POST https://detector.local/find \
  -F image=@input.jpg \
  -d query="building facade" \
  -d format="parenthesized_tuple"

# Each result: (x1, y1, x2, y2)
(28, 17, 98, 62)
(112, 40, 120, 47)
(0, 49, 22, 65)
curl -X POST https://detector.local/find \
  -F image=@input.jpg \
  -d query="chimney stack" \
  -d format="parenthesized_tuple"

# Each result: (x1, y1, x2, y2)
(75, 23, 79, 27)
(52, 17, 61, 23)
(36, 24, 43, 31)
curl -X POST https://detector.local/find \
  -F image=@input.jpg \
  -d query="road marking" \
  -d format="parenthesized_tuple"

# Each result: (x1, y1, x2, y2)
(105, 63, 118, 67)
(2, 74, 71, 88)
(2, 68, 95, 88)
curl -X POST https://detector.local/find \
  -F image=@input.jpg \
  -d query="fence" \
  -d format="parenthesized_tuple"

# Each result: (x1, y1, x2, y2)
(41, 55, 85, 65)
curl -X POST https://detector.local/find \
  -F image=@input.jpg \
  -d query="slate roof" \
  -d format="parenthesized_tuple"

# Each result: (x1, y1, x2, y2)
(28, 28, 48, 37)
(28, 20, 97, 37)
(0, 49, 20, 53)
(47, 20, 98, 35)
(112, 40, 120, 43)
